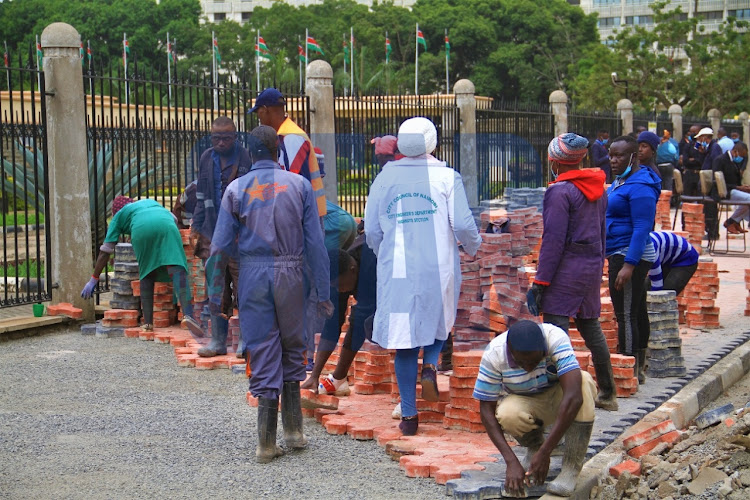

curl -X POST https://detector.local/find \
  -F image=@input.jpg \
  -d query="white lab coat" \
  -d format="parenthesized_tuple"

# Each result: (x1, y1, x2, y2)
(364, 155, 481, 349)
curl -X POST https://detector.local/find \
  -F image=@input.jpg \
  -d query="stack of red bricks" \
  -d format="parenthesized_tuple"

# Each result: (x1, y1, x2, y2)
(443, 351, 484, 433)
(350, 347, 395, 396)
(655, 190, 672, 231)
(228, 315, 241, 355)
(680, 203, 705, 252)
(153, 282, 178, 327)
(181, 228, 207, 305)
(102, 309, 139, 328)
(745, 269, 750, 316)
(678, 257, 720, 329)
(622, 420, 682, 459)
(611, 354, 638, 397)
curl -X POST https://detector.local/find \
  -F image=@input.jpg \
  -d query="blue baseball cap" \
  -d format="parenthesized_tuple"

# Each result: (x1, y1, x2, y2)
(249, 88, 285, 113)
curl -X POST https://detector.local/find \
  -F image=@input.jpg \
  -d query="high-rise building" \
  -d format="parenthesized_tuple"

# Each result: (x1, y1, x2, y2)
(200, 0, 418, 24)
(576, 0, 750, 41)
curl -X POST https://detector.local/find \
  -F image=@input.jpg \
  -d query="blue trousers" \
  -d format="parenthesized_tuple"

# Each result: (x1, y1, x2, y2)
(239, 258, 307, 400)
(394, 339, 445, 418)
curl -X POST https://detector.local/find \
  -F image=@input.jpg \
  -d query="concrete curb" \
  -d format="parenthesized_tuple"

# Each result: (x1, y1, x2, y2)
(543, 335, 750, 500)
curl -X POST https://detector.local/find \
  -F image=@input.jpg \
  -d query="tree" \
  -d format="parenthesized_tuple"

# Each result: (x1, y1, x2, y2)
(569, 0, 750, 115)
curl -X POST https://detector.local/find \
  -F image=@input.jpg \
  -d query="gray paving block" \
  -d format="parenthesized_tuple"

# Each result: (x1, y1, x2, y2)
(81, 322, 98, 336)
(95, 324, 125, 338)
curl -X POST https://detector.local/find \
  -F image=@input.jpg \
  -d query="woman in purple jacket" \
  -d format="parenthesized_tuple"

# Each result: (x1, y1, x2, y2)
(529, 133, 618, 411)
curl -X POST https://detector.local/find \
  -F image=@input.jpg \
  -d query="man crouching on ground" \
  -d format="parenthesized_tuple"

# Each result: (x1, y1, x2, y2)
(473, 320, 596, 497)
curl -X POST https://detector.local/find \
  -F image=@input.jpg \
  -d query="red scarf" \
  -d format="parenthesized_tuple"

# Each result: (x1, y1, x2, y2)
(550, 169, 606, 201)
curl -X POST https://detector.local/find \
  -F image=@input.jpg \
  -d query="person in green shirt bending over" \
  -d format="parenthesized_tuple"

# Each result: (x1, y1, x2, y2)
(81, 196, 204, 337)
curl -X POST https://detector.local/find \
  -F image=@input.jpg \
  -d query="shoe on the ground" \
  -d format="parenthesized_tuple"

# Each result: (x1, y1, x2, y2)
(392, 402, 402, 419)
(181, 316, 205, 337)
(420, 364, 439, 402)
(141, 323, 153, 332)
(399, 415, 418, 436)
(318, 374, 351, 396)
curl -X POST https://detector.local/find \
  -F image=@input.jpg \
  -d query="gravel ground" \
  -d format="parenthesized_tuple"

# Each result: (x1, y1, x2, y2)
(0, 329, 445, 500)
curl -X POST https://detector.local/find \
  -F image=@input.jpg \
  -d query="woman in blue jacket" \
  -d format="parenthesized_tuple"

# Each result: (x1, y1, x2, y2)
(605, 136, 661, 385)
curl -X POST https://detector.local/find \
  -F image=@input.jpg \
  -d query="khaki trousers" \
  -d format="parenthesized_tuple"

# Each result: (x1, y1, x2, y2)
(495, 371, 596, 438)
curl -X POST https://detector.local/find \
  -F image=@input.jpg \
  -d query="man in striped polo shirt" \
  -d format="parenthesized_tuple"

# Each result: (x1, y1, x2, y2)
(474, 320, 596, 497)
(647, 231, 699, 295)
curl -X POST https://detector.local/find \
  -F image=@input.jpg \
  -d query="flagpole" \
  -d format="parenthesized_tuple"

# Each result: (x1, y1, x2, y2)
(87, 40, 93, 98)
(445, 29, 449, 95)
(298, 36, 302, 94)
(212, 31, 218, 111)
(343, 34, 347, 98)
(350, 27, 354, 98)
(414, 24, 418, 97)
(256, 30, 260, 91)
(4, 41, 10, 91)
(385, 32, 389, 96)
(123, 33, 129, 106)
(305, 28, 309, 92)
(167, 32, 172, 103)
(36, 34, 41, 92)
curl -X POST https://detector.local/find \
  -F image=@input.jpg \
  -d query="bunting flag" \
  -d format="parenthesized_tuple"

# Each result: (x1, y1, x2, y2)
(122, 35, 129, 67)
(87, 41, 92, 66)
(213, 35, 221, 63)
(385, 36, 392, 63)
(36, 40, 43, 69)
(3, 48, 8, 68)
(168, 39, 175, 64)
(298, 44, 306, 63)
(80, 41, 85, 66)
(343, 39, 349, 60)
(417, 30, 427, 50)
(445, 34, 450, 60)
(306, 36, 324, 55)
(256, 36, 272, 59)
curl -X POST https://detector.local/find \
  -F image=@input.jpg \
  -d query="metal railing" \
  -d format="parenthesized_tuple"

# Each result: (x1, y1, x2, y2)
(83, 62, 308, 294)
(332, 90, 459, 217)
(568, 108, 622, 169)
(476, 101, 554, 201)
(0, 67, 52, 307)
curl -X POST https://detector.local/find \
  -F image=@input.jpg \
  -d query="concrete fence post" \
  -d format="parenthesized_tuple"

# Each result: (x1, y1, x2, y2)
(306, 60, 337, 204)
(549, 90, 568, 137)
(707, 108, 721, 134)
(668, 104, 683, 142)
(617, 99, 634, 135)
(455, 79, 478, 207)
(41, 23, 94, 320)
(739, 112, 749, 145)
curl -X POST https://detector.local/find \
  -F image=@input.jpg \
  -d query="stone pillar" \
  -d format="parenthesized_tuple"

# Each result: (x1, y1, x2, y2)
(617, 99, 634, 135)
(549, 90, 568, 137)
(707, 108, 721, 133)
(455, 79, 478, 206)
(306, 60, 337, 204)
(740, 112, 749, 145)
(41, 23, 94, 320)
(668, 104, 683, 142)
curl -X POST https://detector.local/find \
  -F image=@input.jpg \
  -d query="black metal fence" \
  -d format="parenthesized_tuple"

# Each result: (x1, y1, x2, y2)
(475, 101, 554, 201)
(632, 112, 672, 137)
(569, 107, 622, 169)
(83, 63, 308, 294)
(332, 90, 459, 217)
(720, 119, 743, 139)
(0, 67, 52, 307)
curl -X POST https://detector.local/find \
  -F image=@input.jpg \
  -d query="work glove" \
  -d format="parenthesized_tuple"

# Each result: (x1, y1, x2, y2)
(526, 283, 546, 317)
(81, 277, 99, 299)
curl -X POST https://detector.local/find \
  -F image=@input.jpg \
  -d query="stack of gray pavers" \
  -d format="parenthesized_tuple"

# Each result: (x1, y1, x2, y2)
(98, 243, 140, 338)
(502, 187, 545, 211)
(646, 290, 686, 377)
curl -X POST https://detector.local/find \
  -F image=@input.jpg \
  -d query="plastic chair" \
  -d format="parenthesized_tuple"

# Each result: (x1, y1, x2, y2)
(709, 171, 748, 255)
(672, 169, 711, 230)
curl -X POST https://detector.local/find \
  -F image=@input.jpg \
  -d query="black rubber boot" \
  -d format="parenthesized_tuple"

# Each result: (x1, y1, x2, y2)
(547, 421, 594, 496)
(281, 381, 308, 449)
(636, 349, 647, 384)
(256, 397, 284, 464)
(197, 315, 228, 357)
(140, 279, 154, 326)
(593, 362, 619, 411)
(517, 427, 544, 470)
